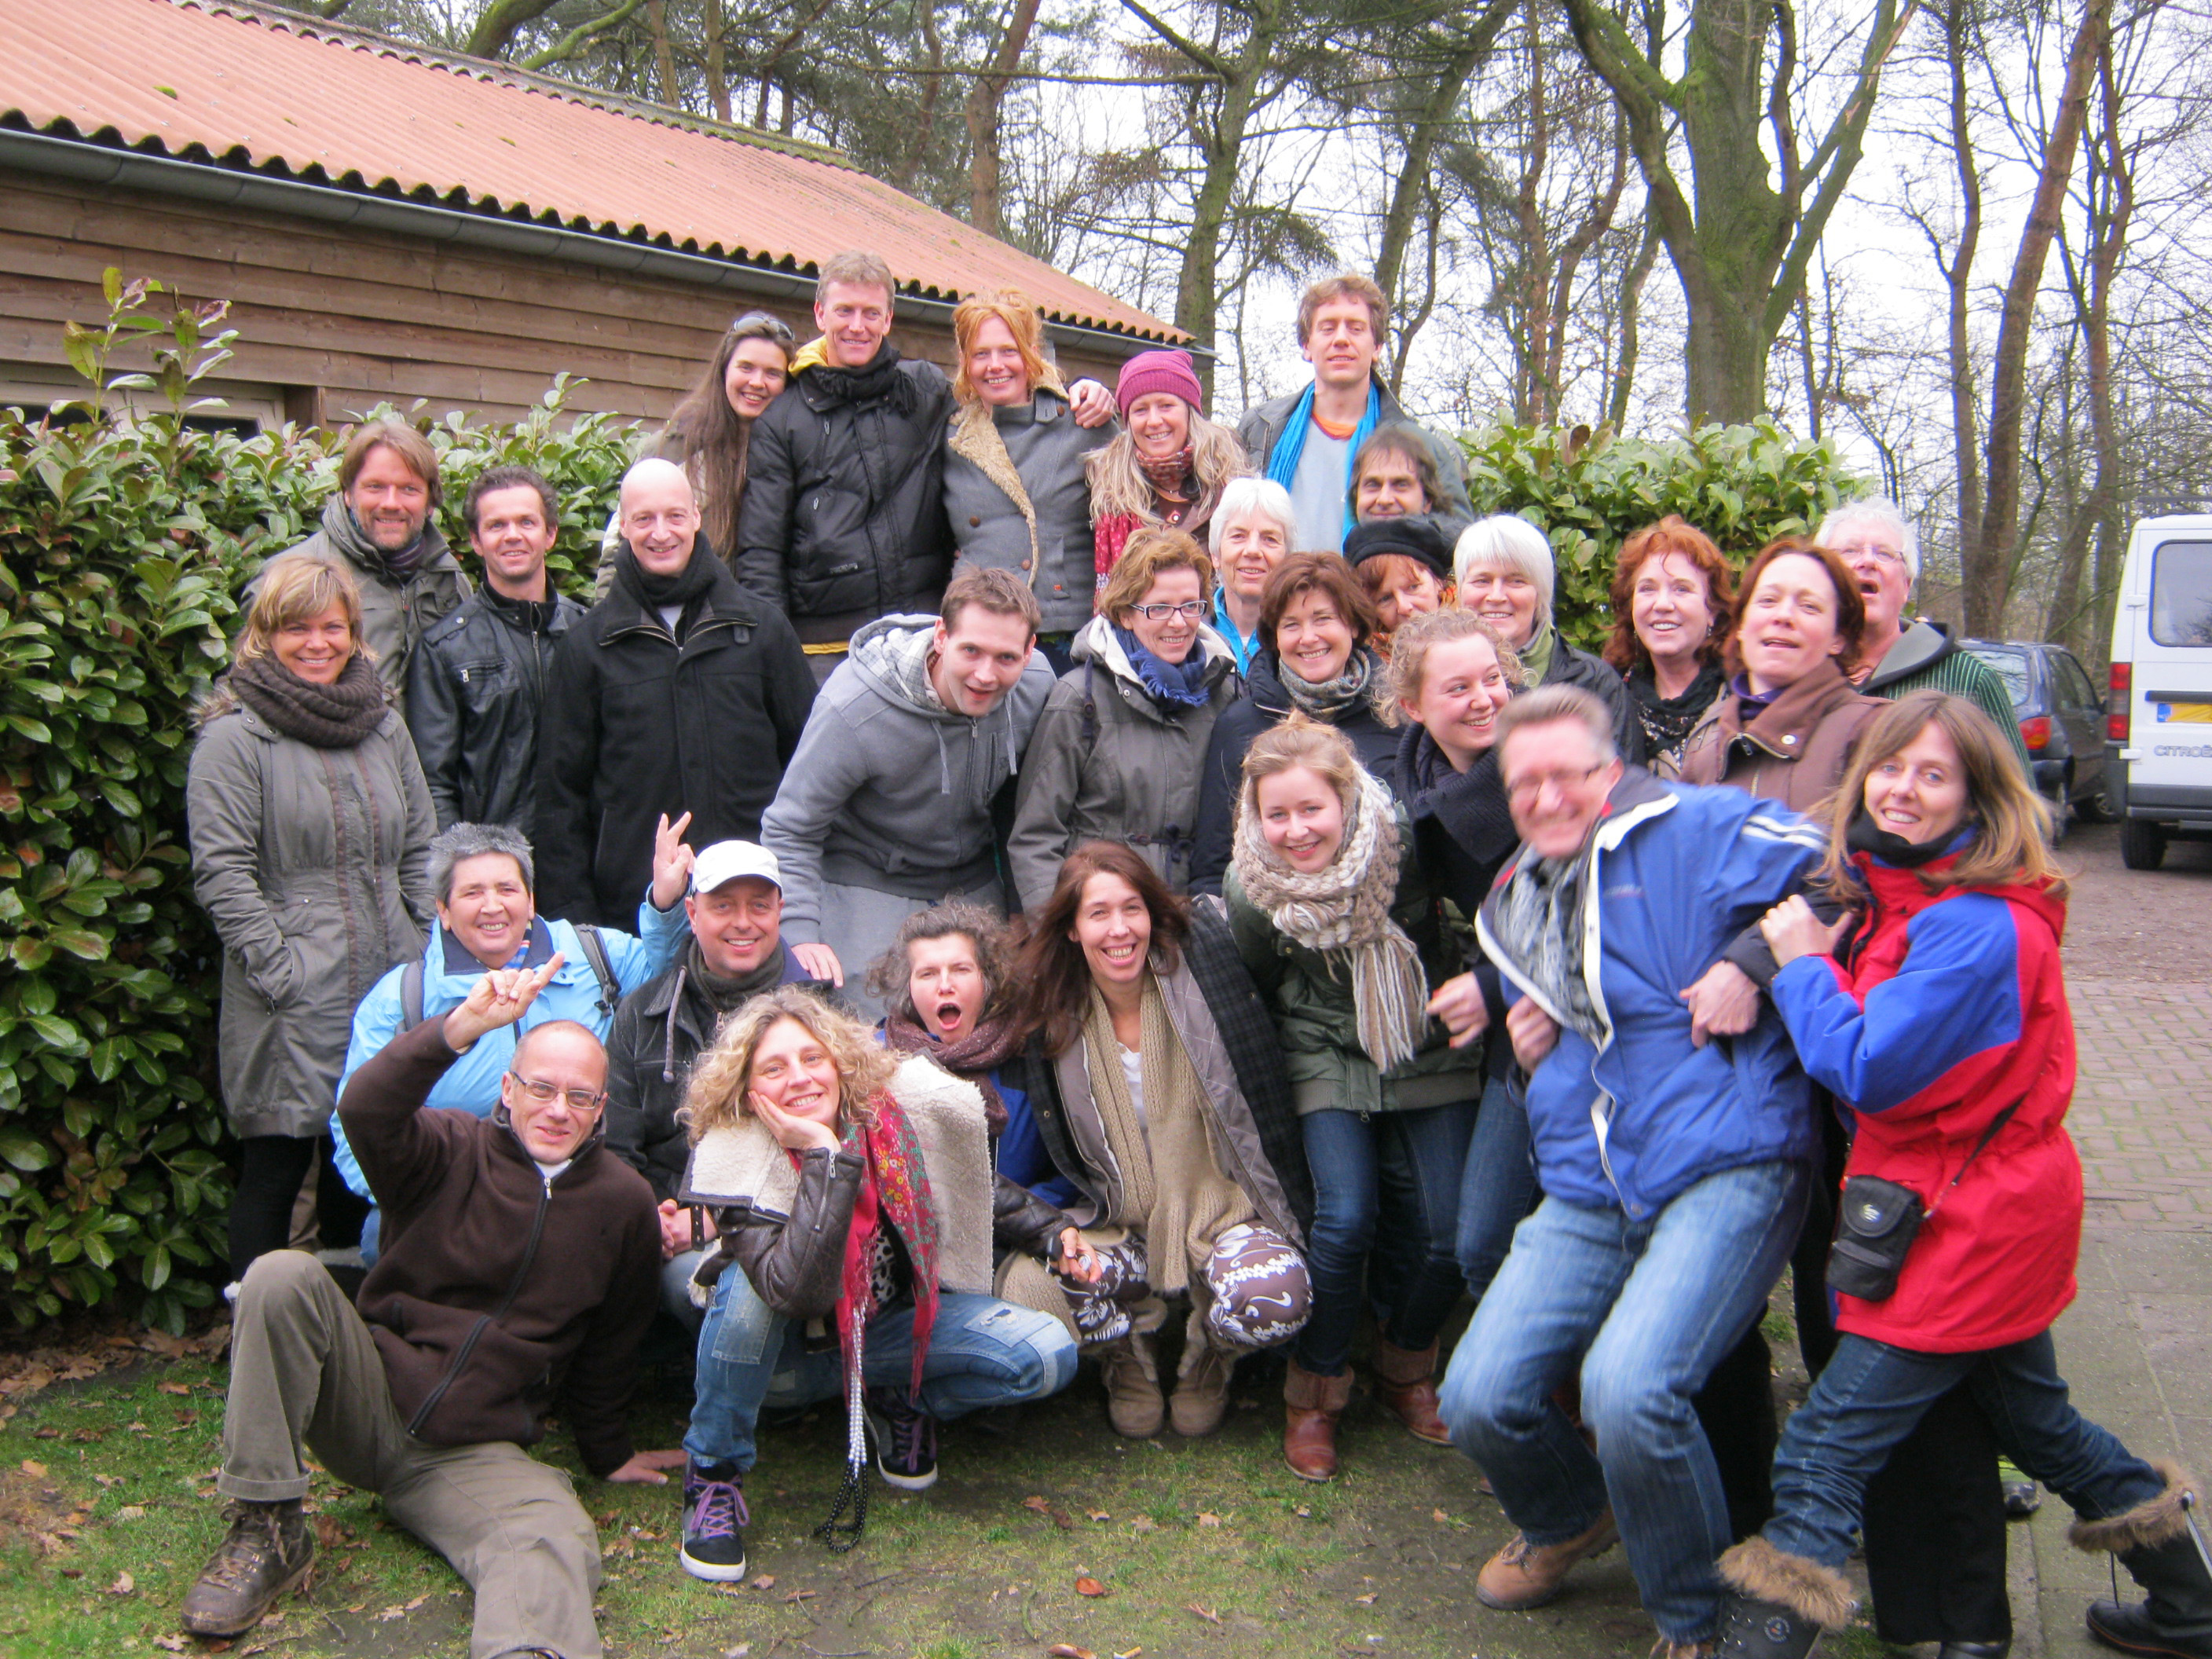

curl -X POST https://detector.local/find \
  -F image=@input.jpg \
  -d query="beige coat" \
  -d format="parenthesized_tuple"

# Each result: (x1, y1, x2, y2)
(1675, 657, 1883, 814)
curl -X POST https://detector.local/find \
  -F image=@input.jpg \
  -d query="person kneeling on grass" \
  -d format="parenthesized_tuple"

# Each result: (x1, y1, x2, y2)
(671, 986, 1080, 1580)
(184, 954, 668, 1657)
(1711, 692, 2212, 1659)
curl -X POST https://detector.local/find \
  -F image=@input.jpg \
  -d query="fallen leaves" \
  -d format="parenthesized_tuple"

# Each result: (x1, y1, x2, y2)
(152, 1637, 187, 1653)
(115, 1505, 146, 1521)
(1075, 1574, 1108, 1598)
(1084, 1507, 1111, 1522)
(1045, 1646, 1095, 1659)
(156, 1381, 193, 1397)
(1023, 1493, 1075, 1530)
(1188, 1602, 1221, 1624)
(19, 1459, 46, 1478)
(106, 1570, 134, 1595)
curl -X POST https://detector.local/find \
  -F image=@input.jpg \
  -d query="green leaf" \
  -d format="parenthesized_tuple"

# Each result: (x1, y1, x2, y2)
(0, 1130, 53, 1172)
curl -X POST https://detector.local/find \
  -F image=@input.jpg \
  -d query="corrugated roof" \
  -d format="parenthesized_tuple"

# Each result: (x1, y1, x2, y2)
(0, 0, 1181, 342)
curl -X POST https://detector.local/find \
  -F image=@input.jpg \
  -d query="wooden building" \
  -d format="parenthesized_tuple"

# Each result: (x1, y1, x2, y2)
(0, 0, 1185, 432)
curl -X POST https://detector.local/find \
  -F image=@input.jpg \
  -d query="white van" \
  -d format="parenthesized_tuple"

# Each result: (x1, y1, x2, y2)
(2107, 513, 2212, 869)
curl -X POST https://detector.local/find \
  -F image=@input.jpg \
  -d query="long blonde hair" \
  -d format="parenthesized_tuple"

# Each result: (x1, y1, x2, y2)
(1086, 414, 1251, 518)
(683, 985, 897, 1142)
(1814, 690, 2067, 904)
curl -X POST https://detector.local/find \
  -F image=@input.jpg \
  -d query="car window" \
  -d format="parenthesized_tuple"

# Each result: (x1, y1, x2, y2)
(1965, 645, 2031, 709)
(2151, 541, 2212, 647)
(2055, 652, 2098, 710)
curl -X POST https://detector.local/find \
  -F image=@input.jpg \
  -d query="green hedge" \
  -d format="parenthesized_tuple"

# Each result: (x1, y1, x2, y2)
(1459, 420, 1865, 652)
(0, 276, 639, 1329)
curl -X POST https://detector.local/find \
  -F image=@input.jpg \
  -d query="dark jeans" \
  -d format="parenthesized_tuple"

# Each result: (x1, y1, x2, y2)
(229, 1133, 366, 1282)
(1291, 1099, 1474, 1377)
(1765, 1328, 2166, 1571)
(1454, 1068, 1540, 1306)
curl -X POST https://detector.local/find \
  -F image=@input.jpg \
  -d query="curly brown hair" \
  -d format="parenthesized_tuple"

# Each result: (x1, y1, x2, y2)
(1602, 516, 1737, 673)
(863, 901, 1014, 1026)
(683, 985, 895, 1143)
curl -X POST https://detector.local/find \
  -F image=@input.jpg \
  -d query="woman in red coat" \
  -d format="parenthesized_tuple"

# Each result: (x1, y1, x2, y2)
(1711, 692, 2212, 1659)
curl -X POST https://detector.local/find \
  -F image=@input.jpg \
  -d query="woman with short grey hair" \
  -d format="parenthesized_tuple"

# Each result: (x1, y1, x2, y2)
(1209, 477, 1298, 675)
(1452, 515, 1637, 758)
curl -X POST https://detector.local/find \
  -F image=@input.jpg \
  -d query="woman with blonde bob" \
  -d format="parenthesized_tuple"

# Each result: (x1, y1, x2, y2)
(188, 554, 436, 1283)
(1226, 715, 1481, 1481)
(671, 987, 1079, 1579)
(943, 290, 1116, 663)
(1712, 693, 2212, 1659)
(1008, 528, 1242, 909)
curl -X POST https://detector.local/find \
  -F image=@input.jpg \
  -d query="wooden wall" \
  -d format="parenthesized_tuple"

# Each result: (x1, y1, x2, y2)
(0, 171, 1133, 431)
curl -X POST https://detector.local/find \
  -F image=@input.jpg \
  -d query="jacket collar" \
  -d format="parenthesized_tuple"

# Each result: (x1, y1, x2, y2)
(1713, 657, 1862, 761)
(438, 915, 557, 978)
(1860, 617, 1954, 691)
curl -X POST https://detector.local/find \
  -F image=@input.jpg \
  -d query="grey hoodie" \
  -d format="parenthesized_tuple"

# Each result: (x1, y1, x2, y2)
(760, 613, 1057, 942)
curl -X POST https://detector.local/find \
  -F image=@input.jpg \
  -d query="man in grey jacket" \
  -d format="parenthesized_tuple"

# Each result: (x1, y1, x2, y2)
(1236, 273, 1472, 554)
(249, 419, 470, 721)
(760, 566, 1054, 1020)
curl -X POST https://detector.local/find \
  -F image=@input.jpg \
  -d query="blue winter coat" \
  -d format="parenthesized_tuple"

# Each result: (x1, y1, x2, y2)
(332, 897, 690, 1199)
(1474, 771, 1829, 1220)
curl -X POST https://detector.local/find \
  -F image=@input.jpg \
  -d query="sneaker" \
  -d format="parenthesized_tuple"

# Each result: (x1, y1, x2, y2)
(1998, 1456, 2040, 1519)
(862, 1386, 939, 1491)
(678, 1459, 749, 1582)
(181, 1498, 315, 1636)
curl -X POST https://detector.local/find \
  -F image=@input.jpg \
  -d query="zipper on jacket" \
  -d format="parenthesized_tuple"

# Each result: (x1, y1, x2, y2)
(405, 1165, 555, 1438)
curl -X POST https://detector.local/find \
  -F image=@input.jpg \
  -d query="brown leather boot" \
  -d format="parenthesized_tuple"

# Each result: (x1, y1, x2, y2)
(1095, 1332, 1163, 1438)
(1283, 1362, 1353, 1481)
(1371, 1338, 1451, 1445)
(1475, 1508, 1618, 1610)
(1169, 1338, 1236, 1437)
(181, 1498, 315, 1637)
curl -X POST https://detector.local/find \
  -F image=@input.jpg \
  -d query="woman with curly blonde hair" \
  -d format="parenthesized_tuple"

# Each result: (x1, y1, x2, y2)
(669, 987, 1079, 1581)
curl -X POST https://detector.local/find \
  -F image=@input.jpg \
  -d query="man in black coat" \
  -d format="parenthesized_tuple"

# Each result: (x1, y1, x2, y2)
(537, 460, 815, 927)
(408, 464, 585, 836)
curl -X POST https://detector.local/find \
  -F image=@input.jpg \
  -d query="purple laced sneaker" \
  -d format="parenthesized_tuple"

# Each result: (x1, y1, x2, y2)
(679, 1459, 749, 1582)
(862, 1386, 939, 1491)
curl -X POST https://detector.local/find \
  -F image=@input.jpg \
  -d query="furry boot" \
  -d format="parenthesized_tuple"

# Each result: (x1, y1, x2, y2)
(2074, 1463, 2212, 1658)
(1712, 1536, 1858, 1659)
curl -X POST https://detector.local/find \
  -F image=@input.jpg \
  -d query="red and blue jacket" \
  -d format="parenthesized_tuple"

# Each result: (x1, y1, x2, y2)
(1770, 844, 2080, 1353)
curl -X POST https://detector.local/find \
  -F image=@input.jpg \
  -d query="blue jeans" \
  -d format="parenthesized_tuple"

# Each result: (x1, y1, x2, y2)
(1456, 1068, 1539, 1305)
(1292, 1099, 1474, 1377)
(1439, 1160, 1809, 1644)
(684, 1269, 1079, 1470)
(1766, 1328, 2166, 1569)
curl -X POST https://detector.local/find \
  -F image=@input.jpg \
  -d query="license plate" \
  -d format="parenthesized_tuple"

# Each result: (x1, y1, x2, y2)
(2155, 701, 2212, 723)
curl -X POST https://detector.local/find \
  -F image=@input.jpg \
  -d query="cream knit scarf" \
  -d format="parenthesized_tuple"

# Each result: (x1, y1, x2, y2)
(1231, 767, 1430, 1072)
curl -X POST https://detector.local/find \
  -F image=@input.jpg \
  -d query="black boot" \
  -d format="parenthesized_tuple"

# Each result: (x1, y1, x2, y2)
(1712, 1591, 1823, 1658)
(2087, 1531, 2212, 1657)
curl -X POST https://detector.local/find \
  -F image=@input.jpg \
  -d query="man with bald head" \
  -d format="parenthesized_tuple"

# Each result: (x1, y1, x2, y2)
(536, 459, 815, 925)
(185, 958, 665, 1654)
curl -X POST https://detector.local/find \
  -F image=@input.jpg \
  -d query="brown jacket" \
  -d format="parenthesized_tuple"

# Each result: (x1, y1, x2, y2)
(342, 1018, 660, 1477)
(1675, 657, 1882, 814)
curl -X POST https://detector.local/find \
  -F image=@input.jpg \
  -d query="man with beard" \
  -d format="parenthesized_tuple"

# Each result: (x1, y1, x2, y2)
(537, 459, 815, 928)
(251, 420, 469, 720)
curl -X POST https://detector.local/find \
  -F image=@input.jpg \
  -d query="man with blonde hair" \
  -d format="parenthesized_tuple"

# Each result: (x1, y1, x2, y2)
(1237, 273, 1472, 554)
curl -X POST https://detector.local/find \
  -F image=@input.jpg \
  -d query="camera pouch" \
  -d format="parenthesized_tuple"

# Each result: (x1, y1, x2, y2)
(1826, 1175, 1925, 1302)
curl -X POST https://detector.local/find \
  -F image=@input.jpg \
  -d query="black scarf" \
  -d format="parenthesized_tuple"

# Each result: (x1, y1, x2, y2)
(1844, 808, 1975, 870)
(229, 650, 387, 749)
(807, 345, 918, 414)
(685, 936, 789, 1009)
(1626, 660, 1725, 760)
(1397, 723, 1519, 872)
(612, 534, 723, 637)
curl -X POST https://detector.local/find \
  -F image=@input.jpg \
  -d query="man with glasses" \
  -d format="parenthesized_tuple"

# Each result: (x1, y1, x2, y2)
(1431, 684, 1829, 1659)
(1819, 499, 2027, 768)
(184, 957, 666, 1656)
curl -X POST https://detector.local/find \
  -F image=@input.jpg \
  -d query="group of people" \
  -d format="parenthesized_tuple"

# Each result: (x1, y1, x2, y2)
(171, 257, 2206, 1659)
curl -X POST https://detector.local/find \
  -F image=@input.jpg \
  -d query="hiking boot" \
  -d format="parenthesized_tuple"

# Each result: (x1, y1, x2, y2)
(181, 1497, 314, 1637)
(678, 1459, 749, 1583)
(1371, 1337, 1451, 1445)
(1169, 1339, 1236, 1437)
(1474, 1509, 1617, 1610)
(1096, 1331, 1163, 1439)
(1283, 1362, 1353, 1482)
(862, 1386, 939, 1491)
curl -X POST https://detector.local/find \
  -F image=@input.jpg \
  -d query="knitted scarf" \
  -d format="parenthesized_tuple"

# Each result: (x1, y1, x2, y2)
(1397, 724, 1518, 872)
(1261, 382, 1381, 540)
(1487, 846, 1602, 1042)
(1627, 660, 1725, 760)
(880, 1013, 1018, 1133)
(1137, 445, 1196, 502)
(1230, 766, 1429, 1071)
(1277, 644, 1383, 724)
(229, 650, 388, 749)
(1112, 624, 1214, 709)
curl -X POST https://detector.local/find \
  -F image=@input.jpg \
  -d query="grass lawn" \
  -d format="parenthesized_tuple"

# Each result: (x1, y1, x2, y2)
(0, 1306, 1892, 1659)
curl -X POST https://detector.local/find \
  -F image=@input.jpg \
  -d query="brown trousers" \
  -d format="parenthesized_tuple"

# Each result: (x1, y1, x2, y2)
(220, 1251, 604, 1659)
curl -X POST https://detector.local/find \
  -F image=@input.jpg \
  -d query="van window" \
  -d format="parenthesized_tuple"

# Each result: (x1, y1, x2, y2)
(2151, 541, 2212, 646)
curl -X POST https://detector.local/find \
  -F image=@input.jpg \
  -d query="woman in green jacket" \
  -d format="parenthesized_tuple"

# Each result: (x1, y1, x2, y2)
(1225, 715, 1480, 1482)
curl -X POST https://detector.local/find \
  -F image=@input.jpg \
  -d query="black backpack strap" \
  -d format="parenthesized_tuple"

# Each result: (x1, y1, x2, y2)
(573, 923, 620, 1016)
(400, 959, 423, 1029)
(1079, 661, 1098, 752)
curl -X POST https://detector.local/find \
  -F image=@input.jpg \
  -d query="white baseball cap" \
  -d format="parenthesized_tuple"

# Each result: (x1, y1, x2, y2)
(690, 840, 782, 895)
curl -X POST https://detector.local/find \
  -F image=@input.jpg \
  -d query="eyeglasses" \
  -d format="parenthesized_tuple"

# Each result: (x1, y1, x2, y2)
(1503, 762, 1608, 807)
(1833, 541, 1906, 566)
(507, 1074, 606, 1112)
(1129, 599, 1207, 621)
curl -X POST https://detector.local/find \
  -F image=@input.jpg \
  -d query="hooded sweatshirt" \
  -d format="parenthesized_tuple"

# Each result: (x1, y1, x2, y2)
(760, 613, 1057, 943)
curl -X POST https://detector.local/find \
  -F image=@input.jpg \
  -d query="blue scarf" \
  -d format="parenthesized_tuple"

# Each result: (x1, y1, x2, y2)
(1113, 624, 1214, 709)
(1262, 381, 1382, 538)
(1210, 588, 1258, 674)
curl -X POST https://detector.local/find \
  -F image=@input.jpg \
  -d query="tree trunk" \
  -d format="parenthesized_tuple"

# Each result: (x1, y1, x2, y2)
(1938, 0, 1984, 586)
(1605, 216, 1660, 430)
(966, 0, 1044, 236)
(1173, 4, 1282, 357)
(1372, 0, 1514, 315)
(1961, 0, 2113, 635)
(467, 0, 566, 59)
(643, 0, 682, 106)
(702, 0, 731, 123)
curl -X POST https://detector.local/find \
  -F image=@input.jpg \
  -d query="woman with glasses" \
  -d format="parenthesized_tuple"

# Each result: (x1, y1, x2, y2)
(601, 311, 798, 584)
(1008, 529, 1242, 908)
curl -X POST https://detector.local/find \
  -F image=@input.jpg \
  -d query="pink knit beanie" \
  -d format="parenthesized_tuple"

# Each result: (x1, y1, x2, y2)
(1115, 349, 1205, 420)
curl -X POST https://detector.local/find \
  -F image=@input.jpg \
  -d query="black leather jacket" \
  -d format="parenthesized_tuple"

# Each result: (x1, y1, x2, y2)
(407, 588, 585, 835)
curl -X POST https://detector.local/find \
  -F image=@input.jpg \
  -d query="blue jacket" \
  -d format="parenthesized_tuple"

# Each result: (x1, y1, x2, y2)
(1475, 771, 1828, 1219)
(333, 897, 690, 1199)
